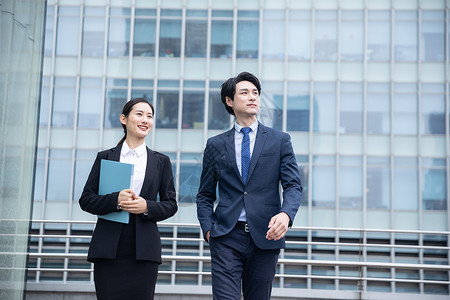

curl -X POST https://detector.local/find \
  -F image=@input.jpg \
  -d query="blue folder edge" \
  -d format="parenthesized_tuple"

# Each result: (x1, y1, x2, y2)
(97, 159, 134, 224)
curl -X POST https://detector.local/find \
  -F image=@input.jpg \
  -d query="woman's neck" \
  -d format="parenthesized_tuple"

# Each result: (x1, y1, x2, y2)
(125, 137, 145, 150)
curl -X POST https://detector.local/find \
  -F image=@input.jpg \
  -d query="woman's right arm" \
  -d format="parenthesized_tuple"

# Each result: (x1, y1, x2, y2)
(79, 153, 121, 215)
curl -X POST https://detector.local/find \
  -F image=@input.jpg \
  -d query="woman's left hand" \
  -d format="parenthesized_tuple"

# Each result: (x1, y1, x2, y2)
(119, 196, 148, 214)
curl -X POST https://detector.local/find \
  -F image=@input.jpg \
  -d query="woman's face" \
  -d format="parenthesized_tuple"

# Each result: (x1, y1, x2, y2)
(120, 102, 154, 141)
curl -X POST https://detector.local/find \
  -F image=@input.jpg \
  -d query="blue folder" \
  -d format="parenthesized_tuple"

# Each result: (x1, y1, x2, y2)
(98, 159, 134, 224)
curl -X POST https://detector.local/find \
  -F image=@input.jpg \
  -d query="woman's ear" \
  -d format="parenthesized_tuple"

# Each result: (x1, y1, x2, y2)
(120, 114, 127, 126)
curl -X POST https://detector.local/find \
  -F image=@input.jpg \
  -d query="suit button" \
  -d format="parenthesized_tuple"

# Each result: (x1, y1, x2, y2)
(244, 192, 247, 195)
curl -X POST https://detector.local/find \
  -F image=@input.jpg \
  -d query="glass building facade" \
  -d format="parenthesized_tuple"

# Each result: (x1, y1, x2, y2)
(0, 1, 46, 299)
(29, 0, 449, 298)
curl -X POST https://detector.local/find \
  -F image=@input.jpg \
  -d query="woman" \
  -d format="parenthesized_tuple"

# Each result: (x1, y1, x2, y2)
(79, 98, 177, 300)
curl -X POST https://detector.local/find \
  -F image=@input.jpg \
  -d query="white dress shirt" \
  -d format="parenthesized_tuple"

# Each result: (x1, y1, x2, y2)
(234, 120, 258, 222)
(120, 141, 147, 196)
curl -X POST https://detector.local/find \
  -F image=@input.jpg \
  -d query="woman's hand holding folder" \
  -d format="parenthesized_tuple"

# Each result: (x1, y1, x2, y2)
(118, 189, 149, 214)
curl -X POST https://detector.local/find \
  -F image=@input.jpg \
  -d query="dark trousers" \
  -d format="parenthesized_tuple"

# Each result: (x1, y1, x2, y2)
(209, 224, 280, 300)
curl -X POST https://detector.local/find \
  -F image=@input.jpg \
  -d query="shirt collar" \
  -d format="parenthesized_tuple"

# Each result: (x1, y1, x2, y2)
(121, 141, 147, 157)
(234, 119, 258, 133)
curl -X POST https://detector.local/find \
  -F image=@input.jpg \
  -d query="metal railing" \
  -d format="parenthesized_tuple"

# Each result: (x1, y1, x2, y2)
(22, 220, 450, 298)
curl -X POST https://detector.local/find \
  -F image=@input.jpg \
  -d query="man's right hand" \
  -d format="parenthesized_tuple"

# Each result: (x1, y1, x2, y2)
(205, 231, 210, 243)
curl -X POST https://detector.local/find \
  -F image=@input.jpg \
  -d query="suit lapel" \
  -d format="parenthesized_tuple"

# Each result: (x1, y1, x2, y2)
(247, 123, 267, 182)
(139, 147, 158, 197)
(108, 144, 122, 161)
(225, 127, 243, 183)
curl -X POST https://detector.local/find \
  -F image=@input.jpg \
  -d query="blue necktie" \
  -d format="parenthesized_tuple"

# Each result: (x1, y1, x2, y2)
(241, 127, 252, 184)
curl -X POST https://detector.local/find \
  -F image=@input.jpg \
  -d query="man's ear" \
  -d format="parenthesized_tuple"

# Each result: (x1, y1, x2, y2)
(225, 96, 233, 108)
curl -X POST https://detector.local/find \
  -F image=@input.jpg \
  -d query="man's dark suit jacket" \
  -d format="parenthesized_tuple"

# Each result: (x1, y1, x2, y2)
(79, 144, 177, 263)
(196, 123, 302, 249)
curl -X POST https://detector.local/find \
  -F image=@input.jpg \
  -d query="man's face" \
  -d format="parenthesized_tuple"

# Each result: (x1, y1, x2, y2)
(226, 80, 260, 118)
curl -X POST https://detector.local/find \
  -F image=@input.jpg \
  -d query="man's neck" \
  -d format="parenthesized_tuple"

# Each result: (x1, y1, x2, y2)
(235, 116, 257, 128)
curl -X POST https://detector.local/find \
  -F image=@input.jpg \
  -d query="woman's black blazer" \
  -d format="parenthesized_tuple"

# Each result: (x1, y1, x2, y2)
(79, 144, 177, 263)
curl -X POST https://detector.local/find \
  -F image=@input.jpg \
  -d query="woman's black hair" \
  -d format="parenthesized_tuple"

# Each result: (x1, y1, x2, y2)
(117, 98, 154, 146)
(220, 71, 261, 115)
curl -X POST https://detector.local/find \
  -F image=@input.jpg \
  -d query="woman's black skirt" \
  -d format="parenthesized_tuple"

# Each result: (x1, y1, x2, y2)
(94, 256, 159, 300)
(93, 215, 158, 300)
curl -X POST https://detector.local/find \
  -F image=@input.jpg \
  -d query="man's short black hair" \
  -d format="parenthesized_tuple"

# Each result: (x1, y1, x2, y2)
(220, 72, 261, 115)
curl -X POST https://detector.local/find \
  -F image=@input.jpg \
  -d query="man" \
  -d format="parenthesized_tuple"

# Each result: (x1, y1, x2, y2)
(196, 71, 302, 300)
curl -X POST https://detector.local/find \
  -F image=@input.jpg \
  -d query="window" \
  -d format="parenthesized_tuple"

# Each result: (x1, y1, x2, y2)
(108, 8, 131, 57)
(78, 78, 102, 128)
(287, 10, 311, 61)
(421, 11, 445, 61)
(312, 156, 336, 207)
(287, 82, 309, 132)
(262, 10, 285, 60)
(73, 150, 97, 201)
(156, 80, 179, 129)
(46, 149, 72, 201)
(34, 149, 46, 202)
(52, 77, 76, 127)
(367, 10, 390, 61)
(367, 83, 390, 134)
(159, 10, 182, 57)
(315, 11, 337, 61)
(236, 10, 259, 58)
(393, 157, 418, 210)
(56, 6, 80, 56)
(421, 84, 445, 135)
(260, 81, 283, 131)
(131, 79, 154, 102)
(339, 156, 363, 208)
(422, 158, 447, 210)
(211, 13, 233, 58)
(367, 157, 390, 209)
(393, 83, 417, 135)
(340, 11, 364, 61)
(394, 11, 418, 61)
(104, 78, 128, 128)
(40, 76, 51, 127)
(182, 81, 205, 129)
(44, 5, 55, 56)
(297, 156, 309, 207)
(448, 13, 450, 62)
(340, 83, 363, 134)
(313, 82, 336, 133)
(133, 9, 157, 57)
(82, 7, 106, 57)
(185, 10, 208, 58)
(179, 161, 202, 204)
(208, 81, 230, 130)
